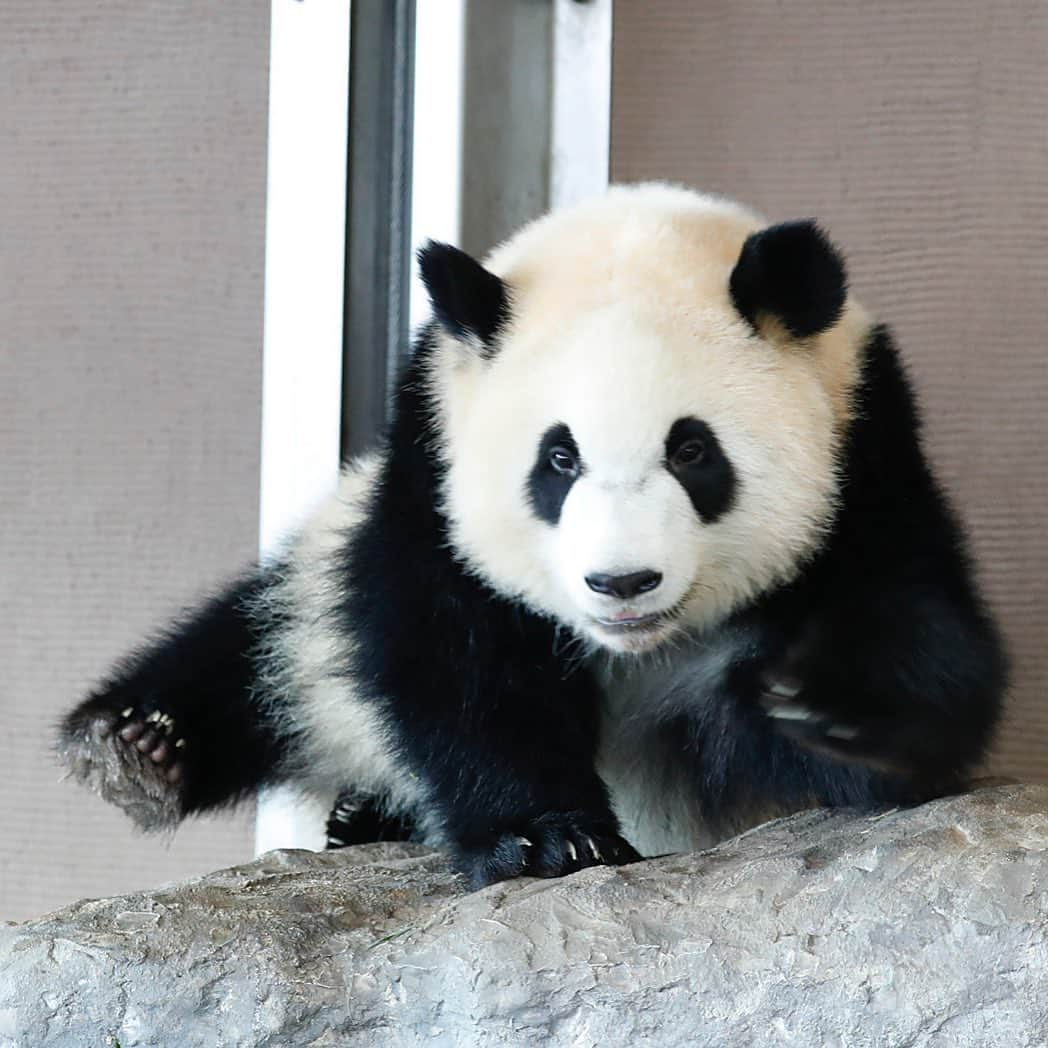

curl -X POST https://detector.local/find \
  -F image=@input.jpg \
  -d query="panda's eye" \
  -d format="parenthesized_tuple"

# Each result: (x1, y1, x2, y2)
(671, 439, 707, 468)
(549, 446, 579, 477)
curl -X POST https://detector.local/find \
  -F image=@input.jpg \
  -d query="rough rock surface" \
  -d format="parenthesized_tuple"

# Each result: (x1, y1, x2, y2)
(1, 785, 1046, 1047)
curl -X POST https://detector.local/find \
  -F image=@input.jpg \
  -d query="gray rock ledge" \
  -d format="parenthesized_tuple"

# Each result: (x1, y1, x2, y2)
(2, 785, 1046, 1047)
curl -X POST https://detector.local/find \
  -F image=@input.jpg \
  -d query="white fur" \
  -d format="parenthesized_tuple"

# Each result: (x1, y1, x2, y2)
(595, 623, 804, 855)
(432, 183, 868, 653)
(253, 453, 430, 825)
(595, 628, 747, 855)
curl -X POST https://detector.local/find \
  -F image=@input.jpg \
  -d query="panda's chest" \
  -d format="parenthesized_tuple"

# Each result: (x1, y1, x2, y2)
(594, 628, 750, 857)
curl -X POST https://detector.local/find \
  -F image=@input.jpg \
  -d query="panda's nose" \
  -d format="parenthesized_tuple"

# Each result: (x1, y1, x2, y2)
(585, 570, 663, 599)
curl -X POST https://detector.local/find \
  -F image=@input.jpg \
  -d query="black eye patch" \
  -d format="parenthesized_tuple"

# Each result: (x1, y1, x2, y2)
(527, 423, 581, 525)
(665, 417, 736, 522)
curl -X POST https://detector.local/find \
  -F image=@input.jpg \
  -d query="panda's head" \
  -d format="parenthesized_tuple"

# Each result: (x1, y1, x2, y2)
(420, 184, 870, 655)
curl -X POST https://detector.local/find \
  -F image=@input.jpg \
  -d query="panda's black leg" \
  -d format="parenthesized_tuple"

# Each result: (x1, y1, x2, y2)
(391, 660, 642, 888)
(753, 590, 1005, 798)
(325, 790, 416, 848)
(58, 570, 289, 831)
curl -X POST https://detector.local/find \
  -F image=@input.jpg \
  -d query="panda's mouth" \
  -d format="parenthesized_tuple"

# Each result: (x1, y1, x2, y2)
(586, 582, 699, 649)
(593, 609, 676, 634)
(589, 607, 682, 653)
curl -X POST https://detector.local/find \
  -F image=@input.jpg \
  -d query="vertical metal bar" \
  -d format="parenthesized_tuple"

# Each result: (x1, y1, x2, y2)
(456, 0, 611, 253)
(459, 0, 554, 257)
(341, 0, 416, 461)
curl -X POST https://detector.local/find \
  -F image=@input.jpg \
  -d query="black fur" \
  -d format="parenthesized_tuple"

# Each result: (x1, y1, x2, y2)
(417, 241, 509, 351)
(730, 220, 847, 338)
(668, 325, 1006, 829)
(325, 790, 415, 848)
(59, 572, 289, 818)
(527, 423, 582, 525)
(340, 329, 638, 887)
(664, 417, 736, 522)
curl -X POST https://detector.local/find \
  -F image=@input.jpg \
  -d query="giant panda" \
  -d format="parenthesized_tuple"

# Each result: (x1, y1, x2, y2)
(59, 184, 1007, 888)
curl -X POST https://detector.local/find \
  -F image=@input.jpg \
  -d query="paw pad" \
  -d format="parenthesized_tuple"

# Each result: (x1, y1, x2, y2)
(116, 708, 185, 784)
(58, 700, 186, 831)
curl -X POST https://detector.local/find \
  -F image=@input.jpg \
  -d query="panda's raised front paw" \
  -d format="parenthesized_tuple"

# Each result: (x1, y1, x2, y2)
(456, 811, 641, 889)
(58, 697, 188, 831)
(758, 673, 901, 771)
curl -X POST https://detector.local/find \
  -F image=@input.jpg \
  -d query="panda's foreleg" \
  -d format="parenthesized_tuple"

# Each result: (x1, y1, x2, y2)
(755, 584, 1006, 802)
(421, 708, 643, 890)
(378, 639, 642, 888)
(58, 571, 290, 831)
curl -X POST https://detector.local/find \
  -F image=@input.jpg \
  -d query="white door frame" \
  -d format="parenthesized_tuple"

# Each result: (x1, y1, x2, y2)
(256, 0, 353, 854)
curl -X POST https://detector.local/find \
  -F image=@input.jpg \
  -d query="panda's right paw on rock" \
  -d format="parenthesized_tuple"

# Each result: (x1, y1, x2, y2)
(57, 697, 188, 831)
(456, 811, 641, 889)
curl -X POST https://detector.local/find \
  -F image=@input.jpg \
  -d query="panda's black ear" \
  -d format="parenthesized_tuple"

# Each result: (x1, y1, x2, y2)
(729, 220, 847, 339)
(417, 240, 509, 354)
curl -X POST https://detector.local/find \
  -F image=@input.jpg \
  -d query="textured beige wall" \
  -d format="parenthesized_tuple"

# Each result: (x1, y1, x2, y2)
(612, 1, 1048, 782)
(1, 5, 268, 920)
